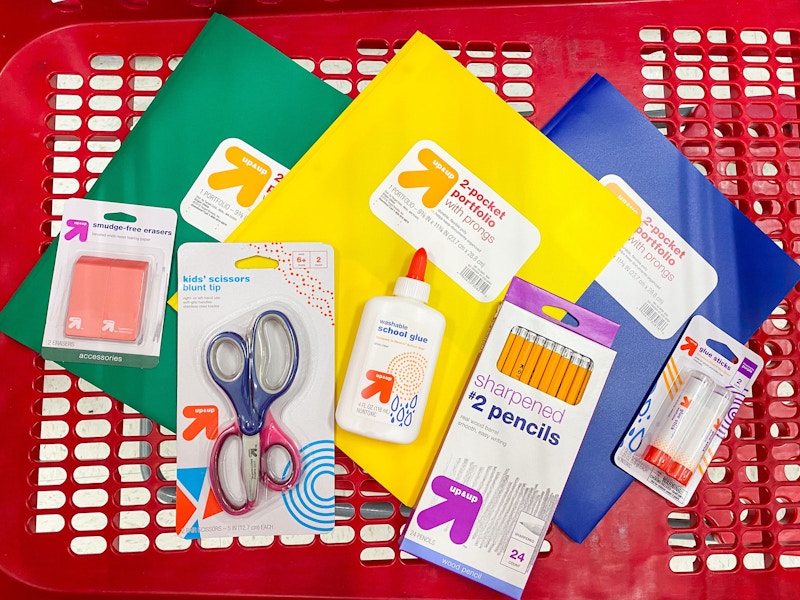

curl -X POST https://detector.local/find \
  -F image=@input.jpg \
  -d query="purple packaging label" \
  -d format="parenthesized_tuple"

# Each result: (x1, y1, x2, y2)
(505, 277, 620, 348)
(415, 476, 483, 544)
(398, 539, 524, 600)
(64, 219, 90, 242)
(737, 357, 758, 379)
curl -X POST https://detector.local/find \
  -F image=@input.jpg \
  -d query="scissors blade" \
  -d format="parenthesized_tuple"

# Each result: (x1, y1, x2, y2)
(241, 433, 261, 503)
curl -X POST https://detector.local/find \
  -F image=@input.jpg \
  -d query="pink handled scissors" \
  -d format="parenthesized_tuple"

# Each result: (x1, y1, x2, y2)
(206, 310, 302, 515)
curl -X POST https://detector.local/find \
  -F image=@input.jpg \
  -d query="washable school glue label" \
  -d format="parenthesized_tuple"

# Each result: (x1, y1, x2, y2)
(352, 319, 437, 430)
(180, 138, 288, 240)
(596, 175, 718, 339)
(370, 140, 540, 302)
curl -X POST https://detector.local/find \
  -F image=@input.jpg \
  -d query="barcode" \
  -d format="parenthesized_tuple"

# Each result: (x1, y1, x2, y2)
(640, 302, 668, 332)
(460, 265, 490, 295)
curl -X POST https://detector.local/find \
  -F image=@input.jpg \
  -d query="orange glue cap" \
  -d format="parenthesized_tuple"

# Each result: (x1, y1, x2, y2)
(394, 248, 431, 303)
(666, 461, 694, 485)
(407, 247, 428, 281)
(642, 445, 672, 470)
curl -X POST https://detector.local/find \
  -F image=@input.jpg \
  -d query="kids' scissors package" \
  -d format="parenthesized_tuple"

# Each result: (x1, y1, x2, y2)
(615, 315, 764, 506)
(401, 278, 619, 599)
(176, 242, 334, 538)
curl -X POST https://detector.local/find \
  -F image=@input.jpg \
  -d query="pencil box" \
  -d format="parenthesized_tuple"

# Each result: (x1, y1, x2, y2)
(400, 277, 619, 599)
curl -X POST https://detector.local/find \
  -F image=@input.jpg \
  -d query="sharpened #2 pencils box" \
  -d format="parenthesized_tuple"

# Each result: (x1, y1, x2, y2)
(400, 278, 619, 599)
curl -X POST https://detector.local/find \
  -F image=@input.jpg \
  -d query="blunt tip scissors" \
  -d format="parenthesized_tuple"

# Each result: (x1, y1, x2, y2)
(206, 309, 302, 515)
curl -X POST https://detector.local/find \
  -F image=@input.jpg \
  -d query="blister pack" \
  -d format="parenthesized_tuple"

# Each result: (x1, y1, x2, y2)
(176, 242, 335, 538)
(42, 198, 177, 368)
(615, 315, 764, 506)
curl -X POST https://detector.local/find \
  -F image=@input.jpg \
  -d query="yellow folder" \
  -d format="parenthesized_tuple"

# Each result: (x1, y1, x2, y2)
(228, 31, 639, 506)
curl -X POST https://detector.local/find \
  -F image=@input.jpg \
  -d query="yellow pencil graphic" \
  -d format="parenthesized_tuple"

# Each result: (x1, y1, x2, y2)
(512, 330, 538, 380)
(498, 326, 594, 404)
(537, 343, 567, 392)
(574, 357, 593, 404)
(544, 347, 573, 396)
(518, 334, 546, 383)
(527, 338, 556, 388)
(498, 326, 525, 375)
(555, 353, 582, 401)
(565, 356, 593, 405)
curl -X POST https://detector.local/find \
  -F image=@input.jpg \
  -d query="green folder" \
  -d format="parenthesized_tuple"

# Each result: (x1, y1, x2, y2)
(0, 14, 351, 430)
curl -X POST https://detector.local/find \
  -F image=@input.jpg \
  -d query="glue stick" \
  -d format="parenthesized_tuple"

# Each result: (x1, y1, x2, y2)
(664, 386, 735, 485)
(642, 370, 714, 472)
(336, 248, 446, 444)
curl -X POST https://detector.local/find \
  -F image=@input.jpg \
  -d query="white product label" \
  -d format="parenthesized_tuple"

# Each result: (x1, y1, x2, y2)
(596, 175, 718, 339)
(351, 317, 437, 429)
(180, 138, 288, 240)
(370, 140, 540, 302)
(502, 512, 544, 574)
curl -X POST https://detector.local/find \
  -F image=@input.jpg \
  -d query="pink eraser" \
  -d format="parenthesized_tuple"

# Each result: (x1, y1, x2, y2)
(64, 256, 149, 342)
(65, 256, 108, 339)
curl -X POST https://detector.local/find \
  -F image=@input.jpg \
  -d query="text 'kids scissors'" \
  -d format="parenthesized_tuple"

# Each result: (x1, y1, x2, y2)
(206, 309, 302, 515)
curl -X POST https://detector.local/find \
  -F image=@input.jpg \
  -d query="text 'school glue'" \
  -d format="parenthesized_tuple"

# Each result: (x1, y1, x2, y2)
(335, 248, 446, 444)
(642, 370, 717, 475)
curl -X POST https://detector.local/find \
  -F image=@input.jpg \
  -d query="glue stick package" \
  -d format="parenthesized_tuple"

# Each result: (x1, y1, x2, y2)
(42, 198, 177, 368)
(176, 242, 335, 539)
(401, 278, 618, 599)
(615, 315, 764, 506)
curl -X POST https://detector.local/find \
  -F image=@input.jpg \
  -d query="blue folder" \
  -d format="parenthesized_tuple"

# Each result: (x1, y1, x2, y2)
(542, 74, 800, 542)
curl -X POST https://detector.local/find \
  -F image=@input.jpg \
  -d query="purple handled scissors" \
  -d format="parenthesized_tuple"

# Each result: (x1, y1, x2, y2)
(206, 310, 302, 515)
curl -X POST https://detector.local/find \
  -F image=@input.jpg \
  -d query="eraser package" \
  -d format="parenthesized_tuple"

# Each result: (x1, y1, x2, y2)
(400, 278, 619, 599)
(176, 242, 335, 539)
(615, 315, 764, 506)
(42, 198, 177, 368)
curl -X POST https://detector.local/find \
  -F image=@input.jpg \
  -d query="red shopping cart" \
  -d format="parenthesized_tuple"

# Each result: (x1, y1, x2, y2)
(1, 1, 799, 598)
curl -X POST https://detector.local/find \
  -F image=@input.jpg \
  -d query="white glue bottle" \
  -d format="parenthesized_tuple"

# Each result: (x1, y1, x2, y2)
(336, 247, 445, 444)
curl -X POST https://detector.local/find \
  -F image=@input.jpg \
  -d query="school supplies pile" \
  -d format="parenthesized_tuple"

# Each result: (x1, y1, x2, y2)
(0, 10, 799, 600)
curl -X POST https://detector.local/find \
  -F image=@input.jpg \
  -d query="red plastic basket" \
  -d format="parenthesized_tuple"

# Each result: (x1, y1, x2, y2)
(1, 1, 800, 599)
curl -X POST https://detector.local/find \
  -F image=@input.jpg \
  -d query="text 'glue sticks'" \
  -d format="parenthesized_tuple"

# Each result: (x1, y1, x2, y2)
(642, 370, 735, 485)
(497, 326, 594, 405)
